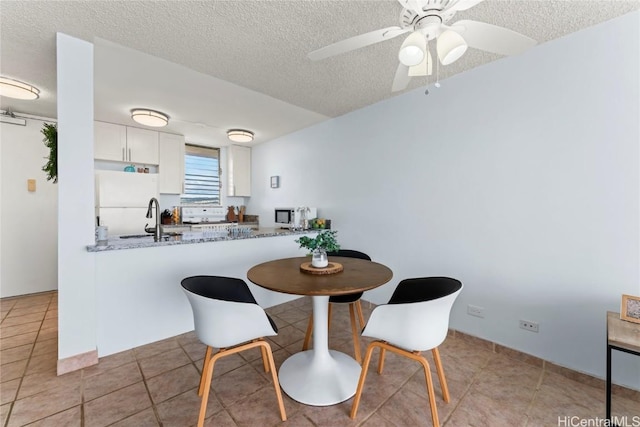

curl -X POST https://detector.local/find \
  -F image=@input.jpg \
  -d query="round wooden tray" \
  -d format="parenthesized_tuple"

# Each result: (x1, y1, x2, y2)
(300, 262, 343, 275)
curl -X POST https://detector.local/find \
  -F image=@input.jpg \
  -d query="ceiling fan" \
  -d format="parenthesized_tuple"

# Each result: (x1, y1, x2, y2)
(308, 0, 537, 92)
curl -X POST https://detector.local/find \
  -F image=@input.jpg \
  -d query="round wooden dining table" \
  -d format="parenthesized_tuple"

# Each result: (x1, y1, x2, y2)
(247, 256, 393, 406)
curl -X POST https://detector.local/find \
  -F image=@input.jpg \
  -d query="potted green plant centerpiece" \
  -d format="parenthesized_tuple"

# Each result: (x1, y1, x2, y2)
(295, 230, 340, 268)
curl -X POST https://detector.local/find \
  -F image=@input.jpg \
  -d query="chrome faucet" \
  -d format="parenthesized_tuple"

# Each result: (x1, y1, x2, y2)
(145, 197, 162, 242)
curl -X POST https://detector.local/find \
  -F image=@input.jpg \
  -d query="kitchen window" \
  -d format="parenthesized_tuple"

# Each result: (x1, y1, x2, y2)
(181, 144, 221, 205)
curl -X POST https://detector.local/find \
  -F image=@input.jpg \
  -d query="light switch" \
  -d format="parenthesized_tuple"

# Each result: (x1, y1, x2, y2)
(27, 179, 36, 192)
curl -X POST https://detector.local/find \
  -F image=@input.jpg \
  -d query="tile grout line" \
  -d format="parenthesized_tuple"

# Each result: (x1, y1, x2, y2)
(3, 295, 54, 427)
(441, 338, 494, 426)
(134, 346, 164, 426)
(520, 358, 547, 426)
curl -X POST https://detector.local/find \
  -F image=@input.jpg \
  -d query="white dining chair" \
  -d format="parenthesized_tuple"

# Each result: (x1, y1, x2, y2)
(181, 275, 287, 427)
(350, 277, 463, 427)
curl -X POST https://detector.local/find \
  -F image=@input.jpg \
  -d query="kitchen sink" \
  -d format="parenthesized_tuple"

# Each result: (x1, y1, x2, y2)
(119, 232, 183, 239)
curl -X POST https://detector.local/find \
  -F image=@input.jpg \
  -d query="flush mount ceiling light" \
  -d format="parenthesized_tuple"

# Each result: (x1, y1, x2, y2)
(0, 77, 40, 100)
(131, 109, 169, 127)
(398, 31, 426, 67)
(227, 129, 254, 143)
(437, 30, 468, 66)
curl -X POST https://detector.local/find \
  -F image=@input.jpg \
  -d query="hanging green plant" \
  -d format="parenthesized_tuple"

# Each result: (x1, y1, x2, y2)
(41, 122, 57, 183)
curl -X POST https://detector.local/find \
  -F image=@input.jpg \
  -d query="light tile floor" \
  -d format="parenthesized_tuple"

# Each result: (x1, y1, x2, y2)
(1, 291, 638, 426)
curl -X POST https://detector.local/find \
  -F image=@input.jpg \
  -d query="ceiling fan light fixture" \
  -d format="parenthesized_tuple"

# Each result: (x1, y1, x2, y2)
(131, 109, 169, 127)
(0, 77, 40, 100)
(398, 31, 426, 67)
(437, 30, 468, 65)
(227, 129, 254, 143)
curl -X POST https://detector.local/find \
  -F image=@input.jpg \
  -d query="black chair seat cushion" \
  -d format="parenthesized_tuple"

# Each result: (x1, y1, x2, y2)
(329, 292, 364, 304)
(266, 314, 278, 333)
(389, 277, 463, 305)
(181, 275, 258, 304)
(327, 250, 371, 261)
(326, 250, 371, 304)
(182, 275, 277, 333)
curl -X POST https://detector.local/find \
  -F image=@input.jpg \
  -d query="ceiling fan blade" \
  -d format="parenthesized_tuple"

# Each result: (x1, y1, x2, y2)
(449, 0, 485, 11)
(451, 20, 537, 56)
(392, 63, 411, 92)
(396, 0, 425, 15)
(308, 27, 409, 61)
(408, 50, 432, 76)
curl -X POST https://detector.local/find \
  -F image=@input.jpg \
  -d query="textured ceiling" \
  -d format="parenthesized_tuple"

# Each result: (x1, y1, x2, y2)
(1, 1, 638, 144)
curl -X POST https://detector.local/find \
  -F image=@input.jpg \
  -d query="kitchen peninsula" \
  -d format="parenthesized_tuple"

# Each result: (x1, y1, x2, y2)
(86, 227, 310, 251)
(89, 227, 319, 357)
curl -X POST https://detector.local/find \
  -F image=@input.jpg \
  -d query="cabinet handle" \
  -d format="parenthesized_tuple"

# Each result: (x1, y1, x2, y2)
(128, 148, 132, 161)
(122, 147, 125, 161)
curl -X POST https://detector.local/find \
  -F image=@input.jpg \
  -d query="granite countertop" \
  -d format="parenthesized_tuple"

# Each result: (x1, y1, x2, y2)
(87, 227, 319, 252)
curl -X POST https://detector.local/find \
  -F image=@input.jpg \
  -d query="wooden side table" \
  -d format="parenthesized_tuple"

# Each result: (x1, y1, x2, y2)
(606, 311, 640, 421)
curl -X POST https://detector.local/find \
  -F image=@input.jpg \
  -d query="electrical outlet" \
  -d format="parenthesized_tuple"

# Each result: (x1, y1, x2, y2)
(520, 320, 539, 333)
(467, 304, 484, 318)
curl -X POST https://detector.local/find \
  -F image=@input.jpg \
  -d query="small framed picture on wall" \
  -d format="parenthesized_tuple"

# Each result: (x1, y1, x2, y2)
(270, 176, 280, 188)
(621, 294, 640, 324)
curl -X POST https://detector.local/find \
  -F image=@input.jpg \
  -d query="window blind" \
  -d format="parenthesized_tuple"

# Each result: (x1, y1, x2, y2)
(181, 145, 220, 205)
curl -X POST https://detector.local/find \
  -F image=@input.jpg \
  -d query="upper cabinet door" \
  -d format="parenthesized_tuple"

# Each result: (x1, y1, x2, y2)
(158, 133, 185, 194)
(227, 145, 251, 197)
(126, 127, 159, 165)
(94, 122, 126, 162)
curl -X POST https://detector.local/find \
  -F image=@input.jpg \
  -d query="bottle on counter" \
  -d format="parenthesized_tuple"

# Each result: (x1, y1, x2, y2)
(172, 207, 180, 224)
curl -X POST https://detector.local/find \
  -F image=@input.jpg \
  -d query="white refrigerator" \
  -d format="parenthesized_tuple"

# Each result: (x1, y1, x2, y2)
(95, 170, 159, 235)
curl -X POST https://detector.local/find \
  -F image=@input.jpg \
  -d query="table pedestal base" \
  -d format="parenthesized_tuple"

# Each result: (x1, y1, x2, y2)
(278, 349, 361, 406)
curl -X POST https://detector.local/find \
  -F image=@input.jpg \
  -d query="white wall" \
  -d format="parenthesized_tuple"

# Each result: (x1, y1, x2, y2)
(0, 117, 58, 297)
(56, 33, 97, 361)
(249, 12, 640, 389)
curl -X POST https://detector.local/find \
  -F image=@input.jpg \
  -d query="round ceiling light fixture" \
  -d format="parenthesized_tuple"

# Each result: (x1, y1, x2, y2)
(227, 129, 254, 143)
(0, 77, 40, 100)
(131, 109, 169, 127)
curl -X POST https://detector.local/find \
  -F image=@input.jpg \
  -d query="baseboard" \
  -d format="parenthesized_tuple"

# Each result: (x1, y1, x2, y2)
(57, 349, 98, 375)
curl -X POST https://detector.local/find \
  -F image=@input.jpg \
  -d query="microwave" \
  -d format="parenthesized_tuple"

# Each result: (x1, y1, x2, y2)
(275, 207, 317, 228)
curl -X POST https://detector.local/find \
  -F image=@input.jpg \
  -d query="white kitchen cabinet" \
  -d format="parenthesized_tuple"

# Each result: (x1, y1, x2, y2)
(158, 133, 185, 194)
(227, 145, 251, 197)
(94, 121, 127, 162)
(126, 127, 159, 165)
(94, 121, 159, 165)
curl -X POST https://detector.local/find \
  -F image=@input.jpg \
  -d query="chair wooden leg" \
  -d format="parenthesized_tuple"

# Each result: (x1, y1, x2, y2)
(349, 342, 377, 419)
(355, 300, 365, 328)
(432, 347, 450, 402)
(302, 314, 313, 351)
(197, 348, 219, 427)
(348, 303, 362, 364)
(196, 340, 287, 426)
(377, 347, 386, 374)
(259, 340, 287, 421)
(360, 342, 442, 427)
(259, 341, 270, 373)
(418, 354, 440, 427)
(198, 346, 212, 396)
